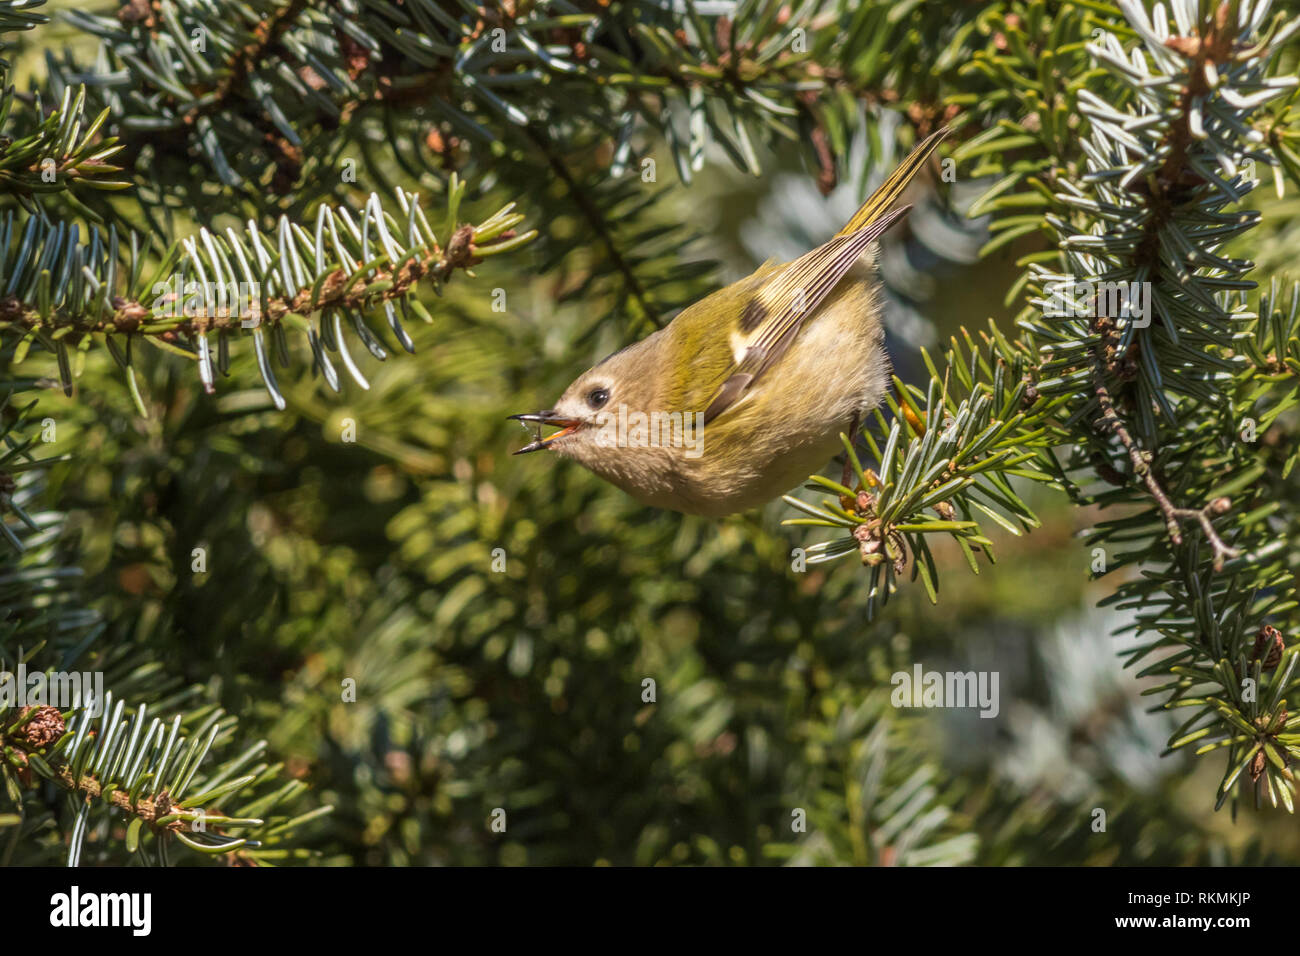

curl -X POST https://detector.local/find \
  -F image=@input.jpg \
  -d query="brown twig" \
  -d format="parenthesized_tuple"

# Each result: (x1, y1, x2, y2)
(2, 707, 182, 829)
(1092, 367, 1240, 570)
(179, 0, 312, 129)
(0, 224, 489, 340)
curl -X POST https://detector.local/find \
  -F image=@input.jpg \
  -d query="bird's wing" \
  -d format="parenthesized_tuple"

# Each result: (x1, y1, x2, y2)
(701, 207, 908, 425)
(700, 127, 949, 425)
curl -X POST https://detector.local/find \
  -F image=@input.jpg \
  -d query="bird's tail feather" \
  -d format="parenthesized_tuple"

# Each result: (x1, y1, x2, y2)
(836, 126, 950, 237)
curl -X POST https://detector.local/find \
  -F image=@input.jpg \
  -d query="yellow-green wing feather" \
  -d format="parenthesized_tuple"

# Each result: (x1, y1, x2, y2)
(837, 126, 950, 237)
(699, 127, 949, 424)
(701, 208, 906, 424)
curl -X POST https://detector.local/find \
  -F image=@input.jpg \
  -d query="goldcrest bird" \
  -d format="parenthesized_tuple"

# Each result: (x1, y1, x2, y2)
(511, 128, 948, 517)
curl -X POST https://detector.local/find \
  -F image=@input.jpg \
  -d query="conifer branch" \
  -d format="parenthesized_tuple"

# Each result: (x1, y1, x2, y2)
(0, 181, 536, 408)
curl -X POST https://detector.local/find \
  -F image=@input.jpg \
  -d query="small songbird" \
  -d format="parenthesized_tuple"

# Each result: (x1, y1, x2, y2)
(511, 128, 948, 517)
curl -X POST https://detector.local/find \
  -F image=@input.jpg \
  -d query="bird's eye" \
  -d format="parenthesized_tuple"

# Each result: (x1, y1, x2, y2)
(587, 387, 610, 409)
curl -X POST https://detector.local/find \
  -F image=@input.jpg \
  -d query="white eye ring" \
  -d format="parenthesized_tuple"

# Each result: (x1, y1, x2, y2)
(587, 387, 610, 409)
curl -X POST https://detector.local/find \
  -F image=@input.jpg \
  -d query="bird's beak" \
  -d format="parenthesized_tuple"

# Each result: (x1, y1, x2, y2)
(508, 411, 583, 454)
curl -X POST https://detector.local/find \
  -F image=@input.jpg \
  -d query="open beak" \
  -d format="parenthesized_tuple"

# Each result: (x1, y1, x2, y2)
(508, 411, 583, 454)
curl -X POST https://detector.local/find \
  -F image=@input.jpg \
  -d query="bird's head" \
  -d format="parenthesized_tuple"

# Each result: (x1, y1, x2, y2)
(510, 336, 663, 458)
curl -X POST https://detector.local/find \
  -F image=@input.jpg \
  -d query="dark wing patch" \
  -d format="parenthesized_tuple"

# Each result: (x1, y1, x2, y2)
(739, 299, 768, 333)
